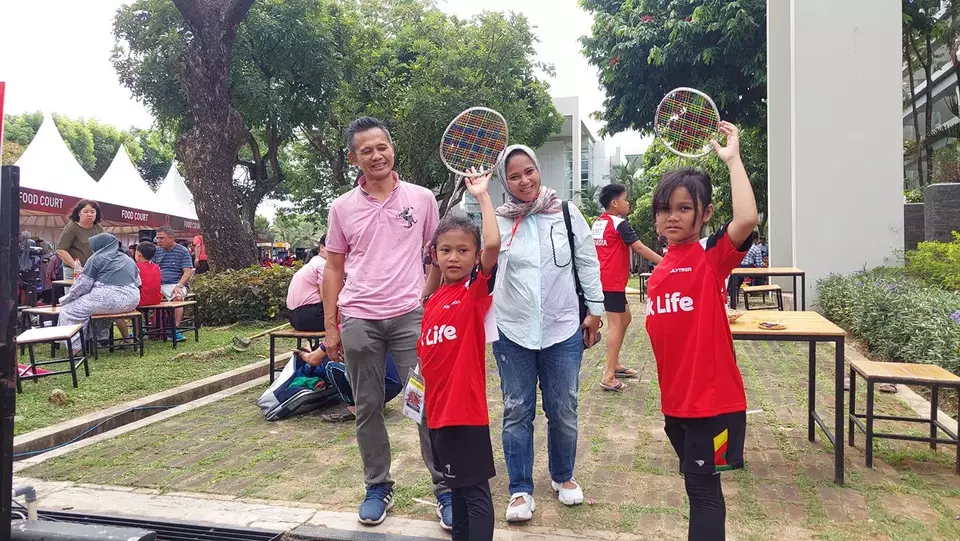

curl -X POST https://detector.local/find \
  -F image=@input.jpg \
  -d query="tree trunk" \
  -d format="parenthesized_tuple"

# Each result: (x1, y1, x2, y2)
(171, 0, 257, 271)
(905, 30, 925, 185)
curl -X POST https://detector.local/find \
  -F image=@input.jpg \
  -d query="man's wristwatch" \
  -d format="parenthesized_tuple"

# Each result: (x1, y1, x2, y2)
(319, 342, 327, 353)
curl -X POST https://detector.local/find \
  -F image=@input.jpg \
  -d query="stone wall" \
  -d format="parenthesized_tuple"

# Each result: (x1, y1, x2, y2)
(904, 203, 925, 251)
(924, 183, 960, 242)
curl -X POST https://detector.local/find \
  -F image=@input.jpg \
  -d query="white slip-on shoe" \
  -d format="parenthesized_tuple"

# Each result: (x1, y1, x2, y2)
(551, 479, 584, 506)
(505, 492, 535, 522)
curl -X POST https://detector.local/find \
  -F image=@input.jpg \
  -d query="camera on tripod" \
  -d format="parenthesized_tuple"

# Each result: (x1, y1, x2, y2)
(18, 232, 45, 306)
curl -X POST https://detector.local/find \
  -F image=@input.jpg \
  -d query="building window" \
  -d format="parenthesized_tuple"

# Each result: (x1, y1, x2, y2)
(564, 142, 574, 199)
(581, 137, 594, 193)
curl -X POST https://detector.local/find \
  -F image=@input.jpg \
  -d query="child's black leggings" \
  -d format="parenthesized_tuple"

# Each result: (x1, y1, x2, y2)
(451, 479, 494, 541)
(685, 473, 725, 541)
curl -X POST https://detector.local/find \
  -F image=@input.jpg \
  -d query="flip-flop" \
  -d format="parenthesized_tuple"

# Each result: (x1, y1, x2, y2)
(600, 381, 626, 392)
(615, 367, 639, 379)
(321, 410, 356, 423)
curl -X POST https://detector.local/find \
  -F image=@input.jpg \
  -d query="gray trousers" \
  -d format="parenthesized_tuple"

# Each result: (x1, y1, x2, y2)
(341, 307, 448, 496)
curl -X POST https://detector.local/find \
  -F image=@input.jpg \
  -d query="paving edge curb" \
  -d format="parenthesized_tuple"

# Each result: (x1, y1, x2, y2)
(14, 351, 292, 458)
(14, 376, 269, 472)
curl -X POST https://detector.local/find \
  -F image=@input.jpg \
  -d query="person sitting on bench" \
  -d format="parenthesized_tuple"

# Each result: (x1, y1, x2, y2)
(300, 336, 403, 423)
(286, 236, 327, 332)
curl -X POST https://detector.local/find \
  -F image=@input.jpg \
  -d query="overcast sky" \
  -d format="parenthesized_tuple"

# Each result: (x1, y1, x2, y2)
(0, 0, 650, 157)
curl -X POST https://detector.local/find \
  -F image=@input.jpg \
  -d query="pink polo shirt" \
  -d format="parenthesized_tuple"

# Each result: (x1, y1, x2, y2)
(325, 173, 439, 320)
(286, 253, 325, 310)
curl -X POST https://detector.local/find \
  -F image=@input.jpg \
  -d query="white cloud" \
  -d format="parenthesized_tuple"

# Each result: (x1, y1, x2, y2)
(0, 0, 651, 154)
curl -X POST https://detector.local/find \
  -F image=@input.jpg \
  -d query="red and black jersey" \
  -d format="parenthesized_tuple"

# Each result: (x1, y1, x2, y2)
(645, 224, 753, 418)
(593, 212, 639, 292)
(418, 265, 496, 429)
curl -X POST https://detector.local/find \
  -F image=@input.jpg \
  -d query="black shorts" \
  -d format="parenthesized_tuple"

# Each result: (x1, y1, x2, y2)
(429, 425, 496, 489)
(287, 304, 325, 332)
(603, 291, 627, 313)
(664, 411, 746, 475)
(195, 260, 210, 274)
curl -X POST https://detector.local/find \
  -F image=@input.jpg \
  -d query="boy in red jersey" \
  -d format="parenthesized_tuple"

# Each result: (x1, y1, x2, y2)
(645, 122, 758, 541)
(134, 242, 163, 307)
(116, 241, 163, 340)
(418, 167, 500, 540)
(593, 183, 662, 391)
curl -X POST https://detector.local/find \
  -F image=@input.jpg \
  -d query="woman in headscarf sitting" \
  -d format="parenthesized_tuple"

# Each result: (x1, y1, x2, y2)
(490, 145, 604, 522)
(57, 232, 141, 353)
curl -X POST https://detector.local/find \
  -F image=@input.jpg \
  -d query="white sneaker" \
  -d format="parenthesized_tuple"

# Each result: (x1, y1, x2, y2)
(551, 479, 584, 506)
(505, 492, 535, 522)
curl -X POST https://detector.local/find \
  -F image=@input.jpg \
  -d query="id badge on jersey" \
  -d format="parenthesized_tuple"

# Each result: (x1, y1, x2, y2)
(402, 365, 426, 425)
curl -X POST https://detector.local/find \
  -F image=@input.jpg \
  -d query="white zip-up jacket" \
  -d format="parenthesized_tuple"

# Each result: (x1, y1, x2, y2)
(494, 202, 605, 350)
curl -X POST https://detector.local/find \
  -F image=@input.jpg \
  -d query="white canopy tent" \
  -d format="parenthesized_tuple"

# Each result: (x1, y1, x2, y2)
(95, 146, 158, 211)
(156, 162, 198, 221)
(16, 113, 100, 241)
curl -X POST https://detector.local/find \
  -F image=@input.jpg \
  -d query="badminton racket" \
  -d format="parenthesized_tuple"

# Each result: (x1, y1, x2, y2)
(439, 107, 509, 176)
(654, 87, 721, 159)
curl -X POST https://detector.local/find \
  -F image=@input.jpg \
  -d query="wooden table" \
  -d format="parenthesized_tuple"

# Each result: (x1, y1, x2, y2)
(731, 267, 806, 311)
(730, 310, 847, 484)
(51, 279, 75, 307)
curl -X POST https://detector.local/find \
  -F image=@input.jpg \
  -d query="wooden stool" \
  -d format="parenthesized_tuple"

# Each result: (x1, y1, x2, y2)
(848, 359, 960, 474)
(269, 329, 326, 383)
(139, 301, 200, 349)
(21, 306, 64, 357)
(90, 311, 145, 359)
(742, 284, 783, 311)
(15, 324, 89, 392)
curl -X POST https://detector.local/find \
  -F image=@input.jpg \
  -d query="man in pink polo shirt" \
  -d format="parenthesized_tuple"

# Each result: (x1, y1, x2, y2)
(322, 117, 450, 528)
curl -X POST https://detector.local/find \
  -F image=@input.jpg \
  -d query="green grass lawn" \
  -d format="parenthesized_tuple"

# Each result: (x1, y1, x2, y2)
(14, 321, 285, 436)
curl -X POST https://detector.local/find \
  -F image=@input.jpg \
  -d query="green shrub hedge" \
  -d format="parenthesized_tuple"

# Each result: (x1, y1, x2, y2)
(191, 264, 298, 325)
(905, 233, 960, 291)
(817, 267, 960, 374)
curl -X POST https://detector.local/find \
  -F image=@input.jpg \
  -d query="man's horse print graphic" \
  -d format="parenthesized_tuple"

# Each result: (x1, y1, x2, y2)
(398, 207, 417, 229)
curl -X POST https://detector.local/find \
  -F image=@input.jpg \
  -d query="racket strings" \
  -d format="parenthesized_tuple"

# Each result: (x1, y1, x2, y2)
(442, 110, 507, 173)
(656, 90, 718, 156)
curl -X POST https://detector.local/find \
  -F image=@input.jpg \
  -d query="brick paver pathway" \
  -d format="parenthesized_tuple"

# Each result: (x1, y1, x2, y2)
(22, 300, 960, 540)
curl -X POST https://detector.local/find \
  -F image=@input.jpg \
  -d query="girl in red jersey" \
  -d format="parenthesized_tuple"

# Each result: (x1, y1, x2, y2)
(418, 167, 500, 541)
(644, 121, 758, 541)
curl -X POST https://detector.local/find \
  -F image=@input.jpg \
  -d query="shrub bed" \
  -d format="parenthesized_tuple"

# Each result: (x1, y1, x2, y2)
(905, 232, 960, 291)
(818, 267, 960, 374)
(191, 264, 297, 325)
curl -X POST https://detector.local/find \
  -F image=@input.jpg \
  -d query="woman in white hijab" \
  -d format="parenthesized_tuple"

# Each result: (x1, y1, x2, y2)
(490, 145, 604, 522)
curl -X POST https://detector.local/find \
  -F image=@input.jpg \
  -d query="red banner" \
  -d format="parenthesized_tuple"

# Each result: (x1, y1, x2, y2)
(20, 187, 193, 230)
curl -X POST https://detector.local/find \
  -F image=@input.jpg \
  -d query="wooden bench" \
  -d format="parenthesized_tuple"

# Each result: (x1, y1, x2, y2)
(741, 284, 783, 311)
(16, 324, 89, 392)
(269, 328, 326, 383)
(138, 300, 200, 349)
(90, 311, 145, 359)
(848, 359, 960, 474)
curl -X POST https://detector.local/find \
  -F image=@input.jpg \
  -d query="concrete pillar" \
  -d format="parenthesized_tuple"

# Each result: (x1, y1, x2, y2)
(767, 0, 903, 306)
(767, 0, 793, 291)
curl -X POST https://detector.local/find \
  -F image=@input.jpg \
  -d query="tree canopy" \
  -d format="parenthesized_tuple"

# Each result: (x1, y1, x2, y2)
(285, 1, 563, 217)
(580, 0, 766, 136)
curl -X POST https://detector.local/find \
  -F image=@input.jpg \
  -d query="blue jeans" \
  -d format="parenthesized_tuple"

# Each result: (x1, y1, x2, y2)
(492, 329, 583, 495)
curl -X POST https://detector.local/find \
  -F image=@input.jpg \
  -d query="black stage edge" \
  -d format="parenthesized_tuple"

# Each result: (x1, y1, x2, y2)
(2, 165, 21, 539)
